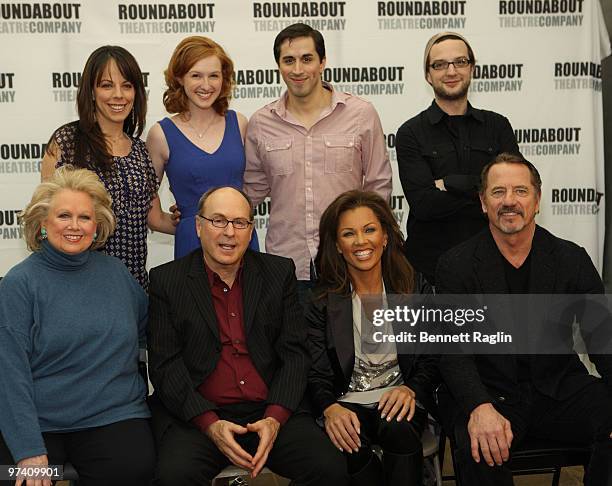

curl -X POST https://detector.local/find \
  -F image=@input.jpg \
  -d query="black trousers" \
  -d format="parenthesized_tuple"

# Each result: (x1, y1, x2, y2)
(439, 380, 612, 486)
(0, 418, 155, 486)
(153, 401, 349, 486)
(340, 402, 427, 475)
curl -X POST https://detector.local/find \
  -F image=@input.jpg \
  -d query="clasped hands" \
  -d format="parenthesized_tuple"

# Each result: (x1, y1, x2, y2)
(205, 416, 280, 478)
(323, 385, 417, 453)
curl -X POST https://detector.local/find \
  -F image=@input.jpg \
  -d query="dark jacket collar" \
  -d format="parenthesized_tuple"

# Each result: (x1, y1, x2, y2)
(186, 249, 262, 340)
(473, 225, 556, 293)
(426, 99, 485, 125)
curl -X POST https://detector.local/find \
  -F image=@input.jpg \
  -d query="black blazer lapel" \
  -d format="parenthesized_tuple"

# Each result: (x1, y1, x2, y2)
(328, 292, 355, 384)
(242, 251, 262, 336)
(528, 226, 556, 293)
(186, 251, 219, 341)
(474, 231, 508, 293)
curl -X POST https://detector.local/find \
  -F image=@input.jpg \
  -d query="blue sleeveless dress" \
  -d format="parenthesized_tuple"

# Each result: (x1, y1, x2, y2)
(159, 110, 258, 259)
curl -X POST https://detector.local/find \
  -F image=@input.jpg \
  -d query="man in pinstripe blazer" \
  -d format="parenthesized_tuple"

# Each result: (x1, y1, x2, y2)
(147, 186, 349, 486)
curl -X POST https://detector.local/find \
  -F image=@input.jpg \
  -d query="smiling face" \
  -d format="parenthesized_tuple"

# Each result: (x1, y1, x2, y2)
(196, 188, 253, 275)
(43, 189, 97, 255)
(480, 163, 541, 237)
(336, 206, 388, 279)
(277, 36, 325, 101)
(180, 55, 223, 112)
(93, 58, 135, 129)
(426, 38, 473, 102)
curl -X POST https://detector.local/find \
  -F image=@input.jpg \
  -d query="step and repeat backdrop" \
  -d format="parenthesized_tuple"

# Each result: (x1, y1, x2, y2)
(0, 0, 610, 275)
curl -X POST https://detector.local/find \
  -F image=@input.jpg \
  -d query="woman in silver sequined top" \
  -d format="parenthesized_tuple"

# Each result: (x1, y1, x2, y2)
(306, 190, 439, 486)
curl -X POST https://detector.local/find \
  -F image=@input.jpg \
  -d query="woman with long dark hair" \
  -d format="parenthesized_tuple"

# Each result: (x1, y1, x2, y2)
(307, 190, 438, 485)
(42, 45, 175, 289)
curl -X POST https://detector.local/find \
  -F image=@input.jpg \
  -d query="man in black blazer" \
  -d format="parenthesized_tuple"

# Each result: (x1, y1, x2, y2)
(147, 187, 349, 486)
(436, 154, 612, 485)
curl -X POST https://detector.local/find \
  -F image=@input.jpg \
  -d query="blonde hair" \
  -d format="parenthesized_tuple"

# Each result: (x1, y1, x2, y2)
(21, 166, 116, 251)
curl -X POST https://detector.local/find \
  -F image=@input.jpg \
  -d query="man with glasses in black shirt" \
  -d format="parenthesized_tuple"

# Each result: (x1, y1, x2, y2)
(396, 32, 521, 285)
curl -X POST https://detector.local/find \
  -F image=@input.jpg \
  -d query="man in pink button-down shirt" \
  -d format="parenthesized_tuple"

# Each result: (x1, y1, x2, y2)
(244, 23, 393, 301)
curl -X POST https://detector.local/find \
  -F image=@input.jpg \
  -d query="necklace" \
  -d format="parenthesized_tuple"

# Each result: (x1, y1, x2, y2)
(184, 113, 216, 139)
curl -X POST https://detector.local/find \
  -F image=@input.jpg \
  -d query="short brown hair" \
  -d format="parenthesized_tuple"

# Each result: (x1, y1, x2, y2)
(480, 153, 542, 195)
(163, 36, 235, 115)
(273, 23, 325, 64)
(315, 190, 414, 296)
(21, 166, 116, 251)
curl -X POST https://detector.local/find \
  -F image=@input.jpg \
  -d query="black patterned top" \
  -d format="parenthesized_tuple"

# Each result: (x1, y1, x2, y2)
(53, 122, 159, 290)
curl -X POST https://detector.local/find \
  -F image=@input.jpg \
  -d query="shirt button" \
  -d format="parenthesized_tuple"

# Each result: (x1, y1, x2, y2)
(326, 142, 331, 146)
(223, 287, 228, 293)
(239, 380, 245, 385)
(230, 312, 236, 317)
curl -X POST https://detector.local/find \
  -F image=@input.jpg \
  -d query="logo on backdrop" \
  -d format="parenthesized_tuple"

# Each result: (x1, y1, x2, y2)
(0, 209, 22, 240)
(384, 132, 408, 226)
(117, 3, 215, 34)
(551, 187, 603, 216)
(323, 66, 405, 96)
(51, 72, 150, 102)
(0, 143, 45, 175)
(377, 1, 467, 30)
(553, 61, 602, 91)
(470, 63, 524, 93)
(233, 69, 282, 100)
(0, 3, 81, 34)
(498, 0, 584, 28)
(0, 73, 15, 103)
(253, 199, 270, 231)
(251, 1, 347, 32)
(515, 127, 582, 157)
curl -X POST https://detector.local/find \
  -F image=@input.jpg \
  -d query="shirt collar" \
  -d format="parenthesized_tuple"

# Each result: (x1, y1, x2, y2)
(426, 99, 484, 125)
(271, 81, 347, 119)
(204, 260, 243, 288)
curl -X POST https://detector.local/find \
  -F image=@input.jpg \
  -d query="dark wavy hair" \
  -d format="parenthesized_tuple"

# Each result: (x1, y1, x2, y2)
(480, 152, 542, 195)
(163, 36, 235, 116)
(46, 46, 147, 170)
(315, 190, 415, 296)
(273, 22, 326, 64)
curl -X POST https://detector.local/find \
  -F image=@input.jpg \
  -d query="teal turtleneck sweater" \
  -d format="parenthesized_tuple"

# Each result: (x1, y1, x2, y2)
(0, 241, 150, 462)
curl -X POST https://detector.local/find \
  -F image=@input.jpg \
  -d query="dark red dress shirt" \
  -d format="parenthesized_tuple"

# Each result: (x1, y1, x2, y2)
(192, 263, 290, 432)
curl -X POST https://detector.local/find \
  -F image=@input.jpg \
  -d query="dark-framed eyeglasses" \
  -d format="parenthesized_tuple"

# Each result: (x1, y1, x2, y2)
(197, 215, 252, 230)
(429, 57, 472, 71)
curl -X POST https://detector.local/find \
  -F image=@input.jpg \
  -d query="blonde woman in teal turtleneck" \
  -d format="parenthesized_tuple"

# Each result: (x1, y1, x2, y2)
(0, 167, 154, 486)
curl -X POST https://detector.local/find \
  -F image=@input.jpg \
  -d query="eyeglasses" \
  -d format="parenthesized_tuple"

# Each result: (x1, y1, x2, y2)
(429, 57, 472, 71)
(197, 215, 252, 230)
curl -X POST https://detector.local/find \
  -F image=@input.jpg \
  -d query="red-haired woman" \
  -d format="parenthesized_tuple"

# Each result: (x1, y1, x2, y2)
(147, 36, 258, 259)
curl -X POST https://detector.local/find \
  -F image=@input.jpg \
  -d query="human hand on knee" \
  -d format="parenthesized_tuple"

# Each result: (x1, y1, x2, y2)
(467, 403, 513, 467)
(378, 385, 416, 422)
(15, 454, 52, 486)
(206, 420, 253, 470)
(323, 403, 361, 453)
(246, 417, 280, 478)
